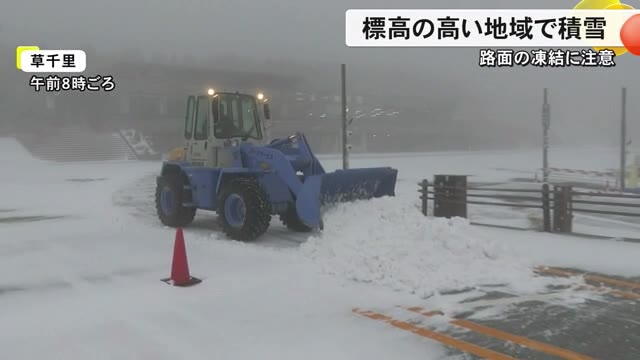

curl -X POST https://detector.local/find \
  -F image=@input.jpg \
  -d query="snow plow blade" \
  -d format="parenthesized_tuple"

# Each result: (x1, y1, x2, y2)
(295, 167, 398, 229)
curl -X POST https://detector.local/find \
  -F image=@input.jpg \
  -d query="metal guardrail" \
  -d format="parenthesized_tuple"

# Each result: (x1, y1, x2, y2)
(418, 175, 640, 236)
(534, 167, 619, 191)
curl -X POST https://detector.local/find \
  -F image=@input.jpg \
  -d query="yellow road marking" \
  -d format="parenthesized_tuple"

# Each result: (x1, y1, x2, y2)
(537, 267, 640, 301)
(407, 307, 595, 360)
(353, 308, 516, 360)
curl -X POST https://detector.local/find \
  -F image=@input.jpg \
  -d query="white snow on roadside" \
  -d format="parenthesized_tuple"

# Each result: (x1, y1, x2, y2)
(480, 226, 640, 278)
(300, 197, 572, 298)
(1, 136, 637, 360)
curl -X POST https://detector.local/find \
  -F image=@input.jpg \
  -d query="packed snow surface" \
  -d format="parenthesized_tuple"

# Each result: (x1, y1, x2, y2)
(302, 198, 560, 297)
(2, 137, 640, 360)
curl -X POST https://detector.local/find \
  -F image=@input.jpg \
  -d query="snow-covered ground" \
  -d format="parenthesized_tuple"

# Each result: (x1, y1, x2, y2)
(1, 137, 639, 359)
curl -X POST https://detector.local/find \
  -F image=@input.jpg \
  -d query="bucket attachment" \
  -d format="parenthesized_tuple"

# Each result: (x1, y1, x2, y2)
(295, 167, 398, 228)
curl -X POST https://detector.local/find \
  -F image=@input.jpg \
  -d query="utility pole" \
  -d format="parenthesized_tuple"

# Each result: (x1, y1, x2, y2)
(341, 64, 349, 170)
(542, 88, 550, 183)
(621, 87, 627, 191)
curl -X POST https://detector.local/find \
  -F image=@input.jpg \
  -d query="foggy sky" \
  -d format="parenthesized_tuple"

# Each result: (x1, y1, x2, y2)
(1, 0, 638, 149)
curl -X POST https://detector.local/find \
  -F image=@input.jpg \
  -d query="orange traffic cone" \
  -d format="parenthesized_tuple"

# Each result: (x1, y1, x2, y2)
(161, 228, 201, 287)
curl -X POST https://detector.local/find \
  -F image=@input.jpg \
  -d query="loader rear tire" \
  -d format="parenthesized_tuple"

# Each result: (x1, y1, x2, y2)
(279, 206, 312, 233)
(217, 177, 271, 241)
(155, 173, 196, 227)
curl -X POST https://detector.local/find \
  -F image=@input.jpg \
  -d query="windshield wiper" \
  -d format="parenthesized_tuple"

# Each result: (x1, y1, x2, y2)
(240, 125, 257, 141)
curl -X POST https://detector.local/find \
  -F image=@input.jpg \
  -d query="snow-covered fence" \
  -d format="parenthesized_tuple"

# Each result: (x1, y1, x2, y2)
(419, 176, 552, 232)
(118, 129, 159, 160)
(534, 167, 619, 191)
(419, 176, 640, 238)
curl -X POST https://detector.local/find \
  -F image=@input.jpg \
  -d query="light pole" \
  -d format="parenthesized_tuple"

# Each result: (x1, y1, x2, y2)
(542, 88, 550, 183)
(341, 64, 349, 170)
(620, 87, 627, 191)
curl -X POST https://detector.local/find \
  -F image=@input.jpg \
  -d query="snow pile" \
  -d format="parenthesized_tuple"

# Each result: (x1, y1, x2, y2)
(300, 197, 559, 298)
(0, 137, 40, 166)
(119, 129, 157, 156)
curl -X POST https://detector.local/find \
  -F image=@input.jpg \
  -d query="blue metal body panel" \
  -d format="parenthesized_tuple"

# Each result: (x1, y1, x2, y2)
(161, 161, 219, 210)
(159, 131, 398, 229)
(184, 167, 220, 210)
(214, 168, 263, 195)
(161, 161, 276, 212)
(241, 144, 303, 194)
(258, 172, 294, 205)
(295, 174, 323, 228)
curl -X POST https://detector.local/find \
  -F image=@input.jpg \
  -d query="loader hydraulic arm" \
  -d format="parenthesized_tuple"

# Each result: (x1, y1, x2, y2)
(267, 133, 325, 176)
(268, 134, 297, 148)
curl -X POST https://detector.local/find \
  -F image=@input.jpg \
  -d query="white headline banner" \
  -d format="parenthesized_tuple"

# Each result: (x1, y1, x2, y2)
(346, 9, 640, 47)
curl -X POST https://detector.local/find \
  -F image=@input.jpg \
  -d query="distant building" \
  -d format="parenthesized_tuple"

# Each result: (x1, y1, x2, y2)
(7, 55, 448, 154)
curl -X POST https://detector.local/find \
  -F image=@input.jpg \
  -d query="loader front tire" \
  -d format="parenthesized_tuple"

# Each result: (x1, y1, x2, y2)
(279, 205, 312, 232)
(217, 178, 271, 241)
(155, 173, 196, 227)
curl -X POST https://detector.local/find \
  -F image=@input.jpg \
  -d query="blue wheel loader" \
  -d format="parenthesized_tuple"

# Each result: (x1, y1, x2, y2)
(155, 89, 398, 241)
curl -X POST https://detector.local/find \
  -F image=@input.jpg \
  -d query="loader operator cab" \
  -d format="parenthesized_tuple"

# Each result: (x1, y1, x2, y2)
(214, 93, 263, 140)
(183, 89, 271, 167)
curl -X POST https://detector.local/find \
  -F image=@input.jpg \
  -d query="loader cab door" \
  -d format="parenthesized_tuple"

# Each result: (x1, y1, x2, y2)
(183, 95, 196, 160)
(187, 95, 211, 167)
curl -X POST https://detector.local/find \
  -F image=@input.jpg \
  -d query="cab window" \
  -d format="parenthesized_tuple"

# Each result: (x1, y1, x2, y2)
(184, 96, 195, 139)
(214, 93, 262, 140)
(194, 96, 209, 140)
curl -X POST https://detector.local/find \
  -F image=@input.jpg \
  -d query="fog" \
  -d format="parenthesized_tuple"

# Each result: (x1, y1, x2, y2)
(0, 0, 638, 153)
